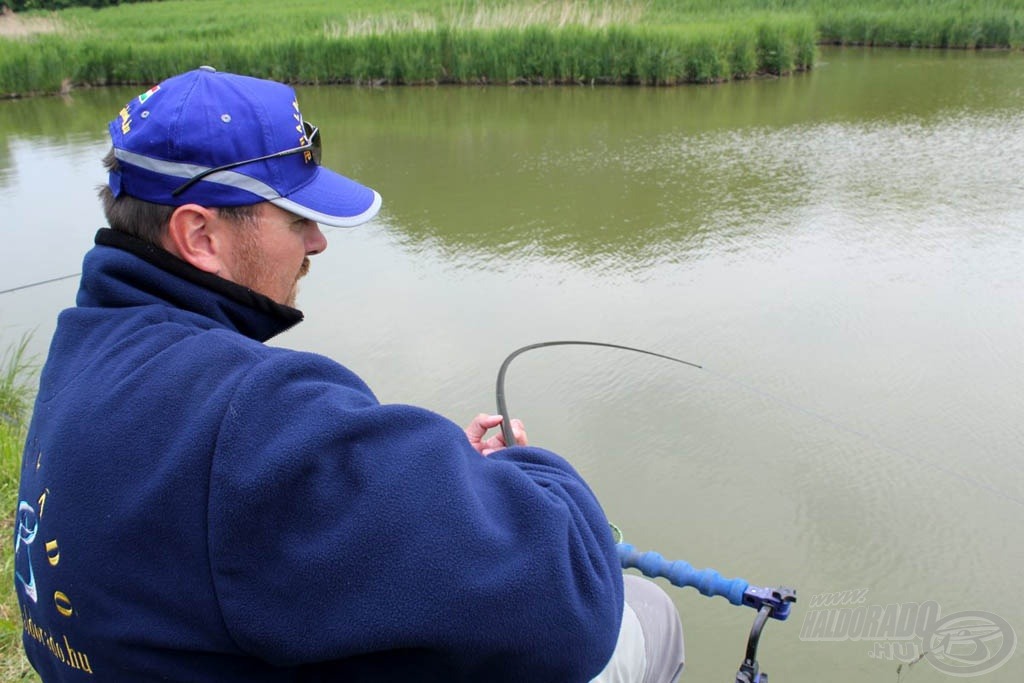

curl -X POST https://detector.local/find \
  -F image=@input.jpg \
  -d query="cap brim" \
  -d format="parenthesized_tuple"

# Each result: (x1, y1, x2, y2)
(271, 166, 382, 228)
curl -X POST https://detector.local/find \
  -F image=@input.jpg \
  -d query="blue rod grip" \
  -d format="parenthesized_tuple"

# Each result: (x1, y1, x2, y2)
(617, 543, 749, 606)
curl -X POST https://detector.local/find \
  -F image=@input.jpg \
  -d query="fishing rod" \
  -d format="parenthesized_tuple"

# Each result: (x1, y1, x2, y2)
(494, 340, 703, 446)
(494, 340, 797, 682)
(0, 272, 81, 296)
(616, 537, 796, 683)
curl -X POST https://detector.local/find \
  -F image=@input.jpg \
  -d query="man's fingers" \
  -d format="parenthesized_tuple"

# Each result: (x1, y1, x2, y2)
(510, 418, 528, 446)
(466, 414, 527, 455)
(465, 413, 503, 442)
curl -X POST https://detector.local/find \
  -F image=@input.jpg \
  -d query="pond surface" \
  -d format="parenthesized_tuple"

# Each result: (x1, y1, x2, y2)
(2, 47, 1023, 681)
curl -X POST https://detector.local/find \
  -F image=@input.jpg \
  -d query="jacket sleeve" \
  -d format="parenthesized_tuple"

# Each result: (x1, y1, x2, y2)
(208, 350, 623, 681)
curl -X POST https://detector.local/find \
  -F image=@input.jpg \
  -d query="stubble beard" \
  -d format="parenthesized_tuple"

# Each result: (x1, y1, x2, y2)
(286, 257, 312, 308)
(234, 230, 311, 308)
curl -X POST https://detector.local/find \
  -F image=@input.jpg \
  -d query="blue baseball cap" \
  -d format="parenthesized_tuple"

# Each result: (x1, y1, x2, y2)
(107, 66, 381, 228)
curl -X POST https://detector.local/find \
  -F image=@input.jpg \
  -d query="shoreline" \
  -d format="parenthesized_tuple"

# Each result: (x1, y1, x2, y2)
(6, 40, 1023, 102)
(0, 22, 819, 98)
(3, 0, 1023, 98)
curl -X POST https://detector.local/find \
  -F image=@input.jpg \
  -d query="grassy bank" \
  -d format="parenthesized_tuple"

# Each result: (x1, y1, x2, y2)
(3, 0, 1022, 97)
(4, 0, 813, 96)
(0, 337, 38, 682)
(644, 0, 1024, 46)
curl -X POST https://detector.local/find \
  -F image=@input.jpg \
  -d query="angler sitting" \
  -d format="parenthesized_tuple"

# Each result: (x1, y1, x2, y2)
(14, 66, 684, 683)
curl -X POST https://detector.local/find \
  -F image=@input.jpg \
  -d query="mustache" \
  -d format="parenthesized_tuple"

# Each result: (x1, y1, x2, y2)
(298, 257, 311, 279)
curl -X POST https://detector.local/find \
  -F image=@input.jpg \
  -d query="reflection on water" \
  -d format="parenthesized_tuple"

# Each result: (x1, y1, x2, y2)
(2, 47, 1023, 681)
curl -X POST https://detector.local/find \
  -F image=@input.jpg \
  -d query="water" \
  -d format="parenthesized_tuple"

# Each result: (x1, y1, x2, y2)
(2, 47, 1023, 680)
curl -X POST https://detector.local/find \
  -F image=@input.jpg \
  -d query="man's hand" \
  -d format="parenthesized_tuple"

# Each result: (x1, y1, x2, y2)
(464, 413, 528, 456)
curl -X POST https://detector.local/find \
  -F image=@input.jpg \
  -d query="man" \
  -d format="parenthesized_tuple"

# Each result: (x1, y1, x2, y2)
(14, 67, 682, 682)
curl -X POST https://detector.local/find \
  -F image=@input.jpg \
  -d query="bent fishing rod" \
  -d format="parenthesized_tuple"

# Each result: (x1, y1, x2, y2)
(494, 340, 797, 683)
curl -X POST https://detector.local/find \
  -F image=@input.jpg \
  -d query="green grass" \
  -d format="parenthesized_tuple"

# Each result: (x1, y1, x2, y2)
(1, 0, 820, 96)
(4, 0, 1021, 97)
(649, 0, 1024, 47)
(0, 336, 39, 682)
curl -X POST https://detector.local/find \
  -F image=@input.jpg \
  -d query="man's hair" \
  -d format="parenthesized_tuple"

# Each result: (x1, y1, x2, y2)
(99, 149, 258, 245)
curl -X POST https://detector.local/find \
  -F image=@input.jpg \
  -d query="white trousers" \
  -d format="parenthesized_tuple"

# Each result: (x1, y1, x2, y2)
(592, 575, 685, 683)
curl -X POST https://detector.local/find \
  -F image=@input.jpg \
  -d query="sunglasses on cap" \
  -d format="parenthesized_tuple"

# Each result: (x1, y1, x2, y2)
(171, 120, 321, 197)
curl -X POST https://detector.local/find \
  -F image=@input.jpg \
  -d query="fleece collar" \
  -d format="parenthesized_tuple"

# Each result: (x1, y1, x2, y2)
(82, 228, 303, 342)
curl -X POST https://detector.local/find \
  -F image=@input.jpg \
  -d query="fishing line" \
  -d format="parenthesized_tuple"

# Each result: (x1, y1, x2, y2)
(0, 273, 81, 296)
(495, 340, 1024, 508)
(495, 340, 702, 445)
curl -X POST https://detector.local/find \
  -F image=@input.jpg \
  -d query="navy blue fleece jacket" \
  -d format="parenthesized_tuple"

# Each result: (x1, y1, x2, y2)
(14, 229, 623, 682)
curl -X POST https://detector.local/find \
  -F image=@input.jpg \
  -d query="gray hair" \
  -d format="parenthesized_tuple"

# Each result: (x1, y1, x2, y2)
(98, 148, 258, 245)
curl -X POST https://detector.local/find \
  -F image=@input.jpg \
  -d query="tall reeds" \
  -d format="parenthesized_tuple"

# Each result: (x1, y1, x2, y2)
(0, 19, 817, 96)
(1, 0, 1023, 95)
(817, 7, 1024, 47)
(0, 1, 823, 96)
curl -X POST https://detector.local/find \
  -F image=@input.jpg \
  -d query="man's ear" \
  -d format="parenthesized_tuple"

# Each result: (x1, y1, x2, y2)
(164, 204, 229, 275)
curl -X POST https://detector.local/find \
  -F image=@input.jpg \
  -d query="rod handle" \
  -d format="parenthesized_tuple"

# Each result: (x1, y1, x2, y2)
(617, 543, 749, 606)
